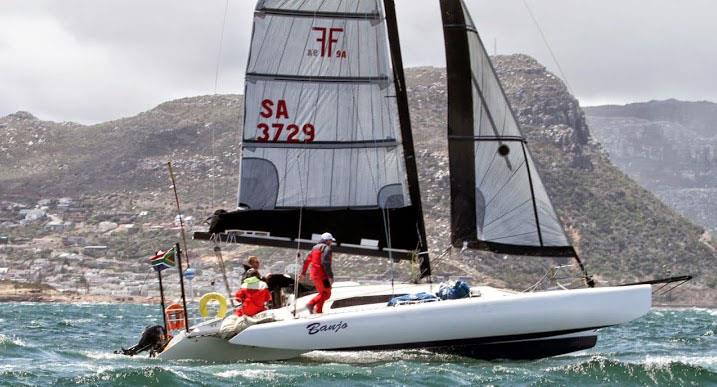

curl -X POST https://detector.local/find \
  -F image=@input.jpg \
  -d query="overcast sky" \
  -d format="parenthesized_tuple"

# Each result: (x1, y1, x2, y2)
(1, 0, 715, 124)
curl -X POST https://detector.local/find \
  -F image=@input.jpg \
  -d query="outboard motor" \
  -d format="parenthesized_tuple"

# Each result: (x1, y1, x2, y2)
(116, 325, 170, 358)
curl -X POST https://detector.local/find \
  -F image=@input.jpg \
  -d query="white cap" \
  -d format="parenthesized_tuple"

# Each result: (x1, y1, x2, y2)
(320, 232, 336, 242)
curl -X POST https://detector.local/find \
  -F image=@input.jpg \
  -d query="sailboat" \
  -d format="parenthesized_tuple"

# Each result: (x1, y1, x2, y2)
(157, 0, 655, 362)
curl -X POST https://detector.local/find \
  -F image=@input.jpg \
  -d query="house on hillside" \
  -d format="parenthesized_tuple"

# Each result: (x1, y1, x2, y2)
(57, 197, 74, 209)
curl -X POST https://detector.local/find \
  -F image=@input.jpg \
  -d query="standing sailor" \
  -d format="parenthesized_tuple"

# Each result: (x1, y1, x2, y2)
(299, 232, 335, 314)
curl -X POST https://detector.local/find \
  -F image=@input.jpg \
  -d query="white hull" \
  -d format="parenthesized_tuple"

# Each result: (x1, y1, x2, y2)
(159, 283, 651, 362)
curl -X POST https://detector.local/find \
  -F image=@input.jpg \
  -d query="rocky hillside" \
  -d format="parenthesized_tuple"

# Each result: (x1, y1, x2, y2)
(585, 100, 717, 233)
(1, 55, 715, 301)
(587, 99, 717, 138)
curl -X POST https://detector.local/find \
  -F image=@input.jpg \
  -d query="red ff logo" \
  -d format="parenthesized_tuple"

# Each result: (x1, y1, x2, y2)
(311, 27, 346, 58)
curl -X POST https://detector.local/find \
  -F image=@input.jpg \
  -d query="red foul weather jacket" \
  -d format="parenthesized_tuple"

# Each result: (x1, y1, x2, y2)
(234, 277, 271, 317)
(301, 242, 333, 281)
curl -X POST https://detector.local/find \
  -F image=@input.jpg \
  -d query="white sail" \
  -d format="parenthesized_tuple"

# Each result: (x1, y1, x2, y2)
(442, 0, 572, 255)
(200, 0, 428, 266)
(241, 0, 409, 210)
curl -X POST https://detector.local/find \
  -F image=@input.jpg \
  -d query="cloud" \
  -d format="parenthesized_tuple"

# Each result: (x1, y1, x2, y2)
(1, 0, 716, 123)
(0, 0, 254, 123)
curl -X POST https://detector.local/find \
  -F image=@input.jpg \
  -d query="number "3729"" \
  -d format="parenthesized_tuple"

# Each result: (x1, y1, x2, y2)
(256, 123, 315, 143)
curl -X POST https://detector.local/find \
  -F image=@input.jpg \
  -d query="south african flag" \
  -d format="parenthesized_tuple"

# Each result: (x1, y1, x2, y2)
(150, 247, 176, 272)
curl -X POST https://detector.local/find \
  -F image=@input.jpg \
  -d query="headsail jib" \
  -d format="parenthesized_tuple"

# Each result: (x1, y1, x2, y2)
(440, 0, 575, 258)
(199, 0, 429, 275)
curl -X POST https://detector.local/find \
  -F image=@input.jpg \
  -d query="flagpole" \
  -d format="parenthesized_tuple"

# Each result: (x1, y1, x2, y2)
(176, 243, 190, 332)
(157, 270, 168, 332)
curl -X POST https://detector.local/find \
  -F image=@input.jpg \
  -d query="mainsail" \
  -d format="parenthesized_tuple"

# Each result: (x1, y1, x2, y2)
(199, 0, 429, 276)
(440, 0, 575, 257)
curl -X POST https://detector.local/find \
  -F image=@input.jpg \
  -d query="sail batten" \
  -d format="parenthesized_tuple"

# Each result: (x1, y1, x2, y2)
(202, 0, 429, 275)
(441, 0, 574, 257)
(246, 73, 390, 84)
(257, 9, 382, 20)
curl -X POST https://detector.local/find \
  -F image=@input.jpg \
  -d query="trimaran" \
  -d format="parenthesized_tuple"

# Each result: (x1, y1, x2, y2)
(140, 0, 689, 362)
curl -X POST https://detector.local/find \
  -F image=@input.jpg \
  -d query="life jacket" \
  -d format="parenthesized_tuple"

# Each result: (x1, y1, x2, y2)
(234, 276, 271, 317)
(304, 243, 331, 280)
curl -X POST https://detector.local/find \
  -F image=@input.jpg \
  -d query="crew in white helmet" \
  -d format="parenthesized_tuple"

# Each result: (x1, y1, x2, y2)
(299, 232, 335, 314)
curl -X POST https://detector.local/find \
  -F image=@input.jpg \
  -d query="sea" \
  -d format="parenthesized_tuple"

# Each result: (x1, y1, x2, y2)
(0, 303, 715, 386)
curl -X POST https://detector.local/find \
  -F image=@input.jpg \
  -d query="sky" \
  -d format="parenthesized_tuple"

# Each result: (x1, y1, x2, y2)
(1, 0, 715, 124)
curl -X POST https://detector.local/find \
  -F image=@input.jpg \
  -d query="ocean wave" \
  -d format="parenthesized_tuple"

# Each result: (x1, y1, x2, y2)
(301, 349, 459, 364)
(64, 366, 196, 386)
(57, 318, 95, 327)
(692, 307, 717, 317)
(81, 351, 127, 360)
(643, 354, 717, 368)
(0, 333, 27, 348)
(216, 369, 277, 381)
(543, 356, 717, 385)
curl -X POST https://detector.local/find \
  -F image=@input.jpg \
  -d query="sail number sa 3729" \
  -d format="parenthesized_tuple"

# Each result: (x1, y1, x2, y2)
(256, 99, 315, 143)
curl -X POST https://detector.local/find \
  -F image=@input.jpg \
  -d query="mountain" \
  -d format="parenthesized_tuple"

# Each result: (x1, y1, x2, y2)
(585, 100, 717, 233)
(1, 55, 714, 304)
(586, 99, 717, 138)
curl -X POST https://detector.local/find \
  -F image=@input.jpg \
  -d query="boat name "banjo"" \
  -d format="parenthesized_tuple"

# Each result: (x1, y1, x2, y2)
(306, 321, 348, 335)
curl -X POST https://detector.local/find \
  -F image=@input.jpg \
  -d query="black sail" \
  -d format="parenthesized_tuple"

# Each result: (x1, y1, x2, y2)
(197, 0, 430, 276)
(440, 0, 575, 257)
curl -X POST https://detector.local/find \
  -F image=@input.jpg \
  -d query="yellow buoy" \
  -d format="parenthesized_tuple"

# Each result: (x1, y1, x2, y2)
(198, 292, 229, 319)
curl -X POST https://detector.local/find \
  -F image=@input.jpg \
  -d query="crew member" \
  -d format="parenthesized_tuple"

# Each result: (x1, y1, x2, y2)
(234, 269, 271, 317)
(241, 255, 261, 282)
(299, 232, 335, 314)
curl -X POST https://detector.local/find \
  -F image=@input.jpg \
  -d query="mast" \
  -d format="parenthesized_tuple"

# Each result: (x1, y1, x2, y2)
(383, 0, 430, 278)
(441, 0, 478, 245)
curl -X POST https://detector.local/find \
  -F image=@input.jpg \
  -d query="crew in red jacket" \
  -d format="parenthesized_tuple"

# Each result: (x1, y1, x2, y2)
(299, 232, 335, 314)
(234, 269, 271, 317)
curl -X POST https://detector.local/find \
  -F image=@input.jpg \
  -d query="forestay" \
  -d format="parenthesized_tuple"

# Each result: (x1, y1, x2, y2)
(199, 0, 429, 272)
(440, 0, 575, 257)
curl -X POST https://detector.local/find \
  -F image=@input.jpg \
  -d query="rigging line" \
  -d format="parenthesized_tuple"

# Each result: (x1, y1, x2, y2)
(521, 0, 574, 96)
(210, 0, 229, 209)
(213, 0, 230, 94)
(136, 268, 154, 298)
(292, 150, 309, 318)
(168, 162, 192, 267)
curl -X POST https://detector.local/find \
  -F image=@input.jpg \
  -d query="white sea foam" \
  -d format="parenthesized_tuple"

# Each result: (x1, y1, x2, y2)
(643, 354, 717, 368)
(0, 333, 26, 347)
(83, 351, 124, 360)
(216, 369, 277, 380)
(62, 318, 94, 326)
(303, 349, 440, 364)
